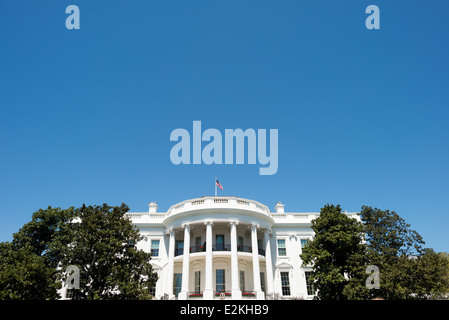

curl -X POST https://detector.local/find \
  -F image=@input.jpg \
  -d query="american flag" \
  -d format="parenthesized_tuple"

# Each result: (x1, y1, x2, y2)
(216, 179, 223, 190)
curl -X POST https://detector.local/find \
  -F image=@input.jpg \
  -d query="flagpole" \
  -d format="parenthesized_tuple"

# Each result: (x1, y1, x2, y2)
(215, 176, 217, 197)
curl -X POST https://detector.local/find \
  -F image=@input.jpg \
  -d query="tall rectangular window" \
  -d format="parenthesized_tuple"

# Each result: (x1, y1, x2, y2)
(260, 272, 266, 293)
(240, 271, 245, 291)
(216, 235, 224, 251)
(195, 237, 203, 252)
(150, 239, 160, 257)
(149, 286, 156, 297)
(238, 237, 244, 251)
(305, 272, 316, 296)
(175, 240, 184, 256)
(194, 271, 201, 294)
(173, 273, 182, 297)
(277, 239, 286, 256)
(66, 289, 74, 299)
(300, 239, 308, 249)
(280, 272, 291, 296)
(216, 269, 225, 293)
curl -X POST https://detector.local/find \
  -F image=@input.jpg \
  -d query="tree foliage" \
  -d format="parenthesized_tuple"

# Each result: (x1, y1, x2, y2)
(301, 205, 449, 300)
(300, 204, 365, 300)
(0, 242, 61, 299)
(357, 206, 448, 300)
(56, 203, 157, 299)
(0, 203, 157, 300)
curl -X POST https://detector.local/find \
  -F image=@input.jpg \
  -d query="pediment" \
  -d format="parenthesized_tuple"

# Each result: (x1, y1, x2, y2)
(276, 261, 293, 269)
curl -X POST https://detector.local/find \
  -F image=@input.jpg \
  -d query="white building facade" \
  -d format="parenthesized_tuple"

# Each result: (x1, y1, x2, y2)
(127, 196, 361, 300)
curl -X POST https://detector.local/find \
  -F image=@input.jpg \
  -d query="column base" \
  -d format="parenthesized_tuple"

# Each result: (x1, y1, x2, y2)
(178, 291, 189, 300)
(232, 289, 242, 300)
(203, 289, 214, 300)
(164, 294, 176, 300)
(255, 291, 265, 300)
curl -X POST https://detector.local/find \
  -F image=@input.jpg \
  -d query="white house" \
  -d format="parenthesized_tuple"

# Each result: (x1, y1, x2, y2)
(127, 196, 361, 300)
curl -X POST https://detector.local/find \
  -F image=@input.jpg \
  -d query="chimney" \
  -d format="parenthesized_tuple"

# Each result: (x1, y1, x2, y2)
(274, 201, 285, 213)
(148, 201, 158, 213)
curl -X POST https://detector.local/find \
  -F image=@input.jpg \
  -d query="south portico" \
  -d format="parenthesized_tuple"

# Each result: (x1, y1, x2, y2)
(165, 219, 273, 300)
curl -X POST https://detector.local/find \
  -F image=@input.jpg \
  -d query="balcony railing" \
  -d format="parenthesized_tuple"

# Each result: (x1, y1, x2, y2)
(188, 291, 257, 299)
(167, 196, 271, 217)
(174, 244, 265, 256)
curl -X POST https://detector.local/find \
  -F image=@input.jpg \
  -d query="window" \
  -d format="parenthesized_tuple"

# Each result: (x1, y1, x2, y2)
(150, 239, 160, 257)
(149, 286, 156, 297)
(260, 272, 266, 293)
(216, 269, 225, 293)
(173, 273, 182, 297)
(195, 237, 203, 252)
(175, 240, 184, 256)
(238, 237, 244, 251)
(194, 271, 201, 294)
(216, 235, 225, 251)
(300, 239, 308, 249)
(280, 272, 291, 296)
(305, 272, 316, 296)
(65, 289, 74, 299)
(240, 271, 245, 291)
(277, 239, 286, 256)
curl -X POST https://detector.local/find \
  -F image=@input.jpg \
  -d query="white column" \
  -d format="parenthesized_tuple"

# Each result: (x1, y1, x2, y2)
(166, 229, 175, 299)
(178, 224, 191, 300)
(203, 221, 214, 300)
(264, 229, 274, 295)
(230, 221, 242, 299)
(251, 224, 265, 300)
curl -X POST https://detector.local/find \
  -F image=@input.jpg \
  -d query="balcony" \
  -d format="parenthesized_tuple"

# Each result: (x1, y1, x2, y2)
(166, 196, 271, 217)
(174, 244, 265, 257)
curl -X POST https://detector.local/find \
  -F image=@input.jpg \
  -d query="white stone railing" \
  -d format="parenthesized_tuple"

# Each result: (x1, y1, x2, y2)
(271, 213, 318, 223)
(126, 212, 166, 223)
(166, 197, 270, 217)
(271, 212, 360, 223)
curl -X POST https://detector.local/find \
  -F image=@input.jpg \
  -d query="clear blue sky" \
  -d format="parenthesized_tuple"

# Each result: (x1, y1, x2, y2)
(1, 1, 448, 252)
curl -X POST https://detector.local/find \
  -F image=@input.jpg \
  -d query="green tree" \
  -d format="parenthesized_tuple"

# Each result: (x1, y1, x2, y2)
(300, 204, 365, 300)
(11, 206, 76, 268)
(360, 206, 424, 258)
(345, 206, 449, 300)
(0, 203, 157, 300)
(0, 206, 74, 299)
(402, 249, 449, 299)
(0, 242, 61, 299)
(55, 203, 157, 300)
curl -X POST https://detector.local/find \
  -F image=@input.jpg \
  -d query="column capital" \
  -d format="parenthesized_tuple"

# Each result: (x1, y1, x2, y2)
(166, 228, 175, 235)
(204, 220, 213, 226)
(182, 223, 191, 229)
(229, 220, 239, 226)
(251, 223, 260, 229)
